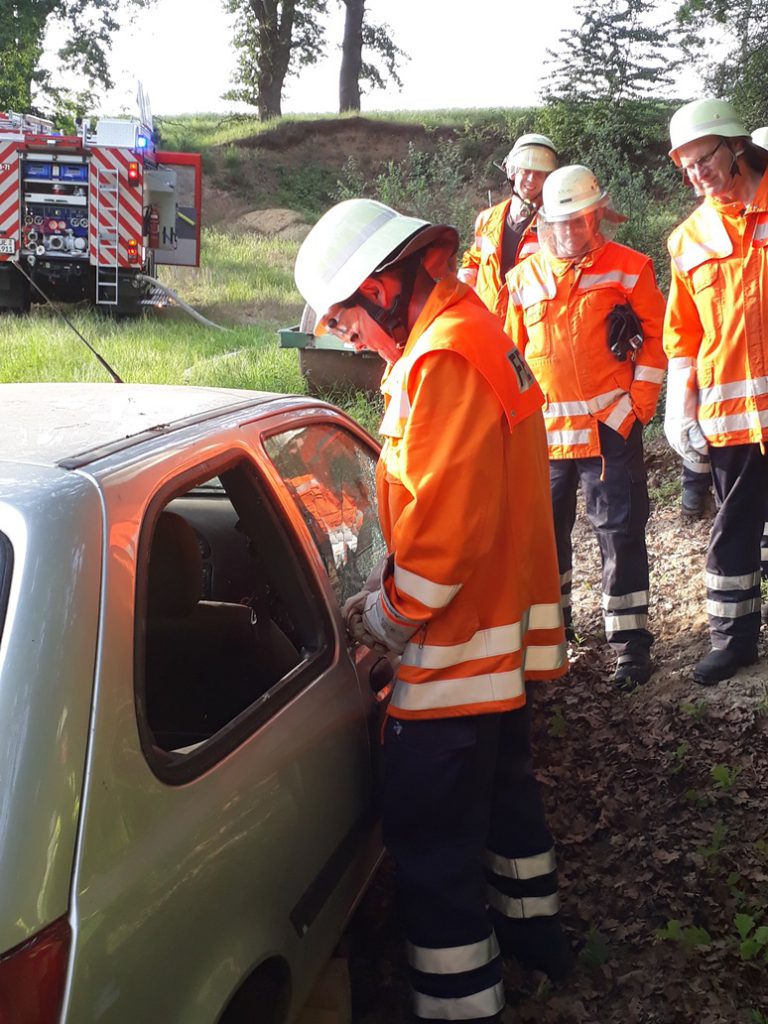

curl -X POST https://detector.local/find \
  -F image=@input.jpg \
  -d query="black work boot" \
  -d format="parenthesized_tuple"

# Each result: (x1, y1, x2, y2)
(681, 488, 706, 519)
(497, 917, 573, 984)
(693, 646, 758, 686)
(613, 649, 652, 692)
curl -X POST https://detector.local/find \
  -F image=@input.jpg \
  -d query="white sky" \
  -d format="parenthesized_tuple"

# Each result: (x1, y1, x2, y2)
(42, 0, 703, 120)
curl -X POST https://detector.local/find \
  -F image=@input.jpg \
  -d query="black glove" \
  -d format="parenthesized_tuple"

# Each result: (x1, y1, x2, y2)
(607, 303, 643, 361)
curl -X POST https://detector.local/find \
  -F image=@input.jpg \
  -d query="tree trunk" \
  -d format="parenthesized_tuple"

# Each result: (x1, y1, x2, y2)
(339, 0, 365, 112)
(251, 0, 296, 120)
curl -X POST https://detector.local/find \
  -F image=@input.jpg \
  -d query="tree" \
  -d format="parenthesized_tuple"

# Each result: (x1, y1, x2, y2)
(677, 0, 768, 127)
(543, 0, 681, 104)
(338, 0, 407, 113)
(223, 0, 328, 120)
(0, 0, 155, 116)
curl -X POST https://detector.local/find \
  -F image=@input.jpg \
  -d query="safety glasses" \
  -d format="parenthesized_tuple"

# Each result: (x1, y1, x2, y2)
(680, 139, 725, 184)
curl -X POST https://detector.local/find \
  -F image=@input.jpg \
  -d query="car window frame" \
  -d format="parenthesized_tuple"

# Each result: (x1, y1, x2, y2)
(133, 449, 336, 785)
(0, 532, 13, 650)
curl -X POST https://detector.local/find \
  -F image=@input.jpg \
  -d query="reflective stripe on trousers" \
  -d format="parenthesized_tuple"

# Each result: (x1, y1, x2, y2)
(383, 707, 559, 1022)
(548, 420, 652, 657)
(707, 443, 768, 649)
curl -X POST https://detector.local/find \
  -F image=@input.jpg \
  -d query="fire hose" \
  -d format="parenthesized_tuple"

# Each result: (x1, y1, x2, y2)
(135, 274, 232, 332)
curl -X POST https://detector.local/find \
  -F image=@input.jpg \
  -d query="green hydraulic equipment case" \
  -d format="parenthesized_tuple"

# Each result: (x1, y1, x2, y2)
(278, 305, 385, 395)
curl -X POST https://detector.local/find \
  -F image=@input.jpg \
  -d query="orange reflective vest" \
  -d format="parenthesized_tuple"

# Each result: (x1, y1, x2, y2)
(458, 198, 540, 320)
(504, 241, 667, 459)
(374, 274, 567, 720)
(663, 170, 768, 447)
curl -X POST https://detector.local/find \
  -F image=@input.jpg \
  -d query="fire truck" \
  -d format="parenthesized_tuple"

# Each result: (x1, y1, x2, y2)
(0, 107, 202, 315)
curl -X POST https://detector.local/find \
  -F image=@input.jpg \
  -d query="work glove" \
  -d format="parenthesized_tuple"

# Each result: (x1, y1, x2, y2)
(664, 358, 709, 464)
(342, 554, 389, 651)
(342, 554, 418, 656)
(607, 303, 643, 361)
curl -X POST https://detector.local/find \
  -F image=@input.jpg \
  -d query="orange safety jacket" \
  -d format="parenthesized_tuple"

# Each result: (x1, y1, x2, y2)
(372, 274, 567, 720)
(663, 169, 768, 448)
(504, 240, 667, 459)
(458, 198, 540, 320)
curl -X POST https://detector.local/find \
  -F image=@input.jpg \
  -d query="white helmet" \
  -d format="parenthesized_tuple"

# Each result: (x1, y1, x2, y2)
(539, 165, 617, 260)
(294, 198, 456, 318)
(540, 165, 607, 220)
(502, 133, 558, 176)
(668, 98, 748, 166)
(751, 127, 768, 152)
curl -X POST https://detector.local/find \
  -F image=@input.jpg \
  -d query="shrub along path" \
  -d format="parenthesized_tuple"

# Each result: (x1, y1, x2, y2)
(345, 435, 768, 1024)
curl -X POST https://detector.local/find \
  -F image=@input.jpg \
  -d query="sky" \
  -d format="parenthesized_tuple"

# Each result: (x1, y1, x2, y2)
(41, 0, 704, 121)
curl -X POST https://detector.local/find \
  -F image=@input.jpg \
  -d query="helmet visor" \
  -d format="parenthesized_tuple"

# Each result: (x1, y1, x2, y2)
(538, 196, 620, 259)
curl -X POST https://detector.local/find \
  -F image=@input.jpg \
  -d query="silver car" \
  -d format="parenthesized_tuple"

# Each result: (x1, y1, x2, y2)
(0, 383, 387, 1023)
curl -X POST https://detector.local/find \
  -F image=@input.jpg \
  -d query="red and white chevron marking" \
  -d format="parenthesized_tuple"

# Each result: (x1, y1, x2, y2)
(88, 146, 144, 268)
(0, 142, 20, 262)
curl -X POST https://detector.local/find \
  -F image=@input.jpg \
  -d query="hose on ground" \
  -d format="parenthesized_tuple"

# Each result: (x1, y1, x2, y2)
(136, 274, 232, 332)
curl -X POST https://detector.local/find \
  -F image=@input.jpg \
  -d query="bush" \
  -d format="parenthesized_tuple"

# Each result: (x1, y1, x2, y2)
(335, 139, 480, 247)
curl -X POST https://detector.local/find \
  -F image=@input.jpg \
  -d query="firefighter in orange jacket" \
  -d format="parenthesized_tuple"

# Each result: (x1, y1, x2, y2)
(663, 99, 768, 686)
(295, 199, 569, 1024)
(459, 134, 558, 320)
(505, 165, 667, 690)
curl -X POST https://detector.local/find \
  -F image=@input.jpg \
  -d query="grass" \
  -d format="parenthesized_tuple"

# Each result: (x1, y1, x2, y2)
(155, 108, 531, 155)
(1, 229, 301, 393)
(0, 225, 385, 436)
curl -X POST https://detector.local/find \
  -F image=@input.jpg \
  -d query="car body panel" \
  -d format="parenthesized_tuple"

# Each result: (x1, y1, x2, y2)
(0, 465, 103, 954)
(17, 393, 385, 1023)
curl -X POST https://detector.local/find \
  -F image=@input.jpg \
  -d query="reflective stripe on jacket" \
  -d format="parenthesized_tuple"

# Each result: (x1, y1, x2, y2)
(663, 171, 768, 447)
(458, 198, 539, 320)
(504, 241, 667, 459)
(376, 275, 567, 719)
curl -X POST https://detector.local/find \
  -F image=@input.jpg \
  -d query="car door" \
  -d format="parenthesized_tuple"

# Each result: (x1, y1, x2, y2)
(64, 414, 380, 1024)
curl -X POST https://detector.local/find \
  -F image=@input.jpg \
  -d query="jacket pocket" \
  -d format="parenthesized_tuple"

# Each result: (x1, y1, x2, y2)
(689, 262, 722, 342)
(522, 301, 551, 357)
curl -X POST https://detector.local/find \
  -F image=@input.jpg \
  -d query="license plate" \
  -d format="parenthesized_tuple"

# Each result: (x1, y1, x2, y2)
(0, 237, 16, 254)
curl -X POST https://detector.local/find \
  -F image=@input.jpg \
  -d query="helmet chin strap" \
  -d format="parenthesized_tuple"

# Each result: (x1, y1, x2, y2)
(351, 251, 426, 347)
(509, 181, 539, 219)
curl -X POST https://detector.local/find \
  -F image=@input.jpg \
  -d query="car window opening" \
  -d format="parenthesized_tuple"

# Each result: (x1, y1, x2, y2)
(263, 424, 386, 606)
(141, 459, 324, 757)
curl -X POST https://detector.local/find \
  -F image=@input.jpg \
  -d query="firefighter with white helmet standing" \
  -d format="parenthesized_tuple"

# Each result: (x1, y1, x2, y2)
(295, 198, 569, 1023)
(459, 133, 558, 319)
(505, 165, 667, 690)
(663, 98, 768, 685)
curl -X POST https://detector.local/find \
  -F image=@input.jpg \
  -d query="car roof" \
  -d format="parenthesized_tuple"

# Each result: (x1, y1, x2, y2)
(0, 383, 296, 468)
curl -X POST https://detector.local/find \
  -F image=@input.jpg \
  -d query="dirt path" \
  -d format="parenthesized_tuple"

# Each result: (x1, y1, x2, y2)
(346, 435, 768, 1024)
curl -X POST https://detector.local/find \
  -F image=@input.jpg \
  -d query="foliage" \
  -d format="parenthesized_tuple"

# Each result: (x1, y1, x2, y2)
(0, 0, 155, 117)
(655, 919, 712, 949)
(734, 914, 768, 962)
(223, 0, 328, 120)
(543, 0, 681, 104)
(677, 0, 768, 128)
(711, 763, 743, 791)
(335, 139, 478, 247)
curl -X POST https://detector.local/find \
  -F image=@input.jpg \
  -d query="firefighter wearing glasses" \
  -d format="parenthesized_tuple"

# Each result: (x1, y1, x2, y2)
(295, 199, 569, 1024)
(504, 165, 667, 691)
(459, 133, 558, 320)
(663, 98, 768, 685)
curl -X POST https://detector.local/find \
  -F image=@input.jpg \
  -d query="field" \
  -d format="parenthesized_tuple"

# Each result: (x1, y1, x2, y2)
(3, 109, 768, 1024)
